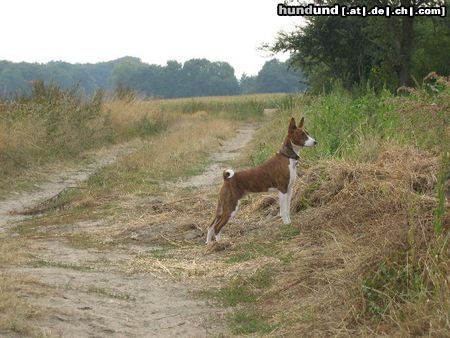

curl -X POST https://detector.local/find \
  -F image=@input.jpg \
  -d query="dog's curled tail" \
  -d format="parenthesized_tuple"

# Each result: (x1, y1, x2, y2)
(223, 169, 235, 180)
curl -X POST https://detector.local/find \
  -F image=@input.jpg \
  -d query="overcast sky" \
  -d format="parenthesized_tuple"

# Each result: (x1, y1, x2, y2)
(2, 0, 302, 77)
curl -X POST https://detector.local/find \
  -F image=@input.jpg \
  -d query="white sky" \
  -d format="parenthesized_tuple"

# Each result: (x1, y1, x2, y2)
(2, 0, 302, 77)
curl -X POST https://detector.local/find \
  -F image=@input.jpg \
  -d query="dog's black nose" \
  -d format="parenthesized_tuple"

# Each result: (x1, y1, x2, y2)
(314, 140, 318, 145)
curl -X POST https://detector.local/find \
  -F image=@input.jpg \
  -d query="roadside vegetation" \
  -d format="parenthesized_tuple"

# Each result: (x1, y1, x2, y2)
(225, 75, 449, 335)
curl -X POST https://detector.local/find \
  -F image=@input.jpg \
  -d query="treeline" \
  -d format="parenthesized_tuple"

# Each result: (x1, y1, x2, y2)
(269, 0, 449, 92)
(0, 57, 305, 99)
(240, 59, 306, 94)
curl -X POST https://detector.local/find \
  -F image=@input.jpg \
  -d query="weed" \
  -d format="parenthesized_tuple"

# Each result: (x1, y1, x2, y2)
(433, 152, 449, 234)
(279, 253, 294, 265)
(278, 223, 301, 240)
(226, 242, 277, 263)
(67, 232, 115, 250)
(86, 286, 136, 301)
(229, 310, 278, 335)
(140, 246, 175, 260)
(199, 267, 274, 307)
(29, 258, 94, 272)
(247, 266, 274, 289)
(250, 143, 274, 166)
(200, 282, 256, 307)
(361, 257, 428, 320)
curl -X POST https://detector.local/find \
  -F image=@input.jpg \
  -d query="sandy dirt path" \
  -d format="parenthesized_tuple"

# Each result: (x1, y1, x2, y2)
(1, 123, 258, 337)
(0, 141, 140, 230)
(180, 123, 257, 188)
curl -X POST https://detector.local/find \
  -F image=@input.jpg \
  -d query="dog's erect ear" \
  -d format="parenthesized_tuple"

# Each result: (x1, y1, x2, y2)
(298, 117, 305, 129)
(288, 117, 296, 131)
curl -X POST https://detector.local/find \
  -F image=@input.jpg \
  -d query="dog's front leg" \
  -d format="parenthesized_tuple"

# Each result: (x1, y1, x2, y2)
(286, 188, 293, 224)
(279, 192, 290, 224)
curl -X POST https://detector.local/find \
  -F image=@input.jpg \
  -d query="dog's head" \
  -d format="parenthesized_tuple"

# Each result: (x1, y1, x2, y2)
(288, 117, 317, 147)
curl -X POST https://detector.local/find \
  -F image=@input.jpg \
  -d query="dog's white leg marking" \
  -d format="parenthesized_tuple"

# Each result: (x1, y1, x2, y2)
(230, 201, 240, 219)
(284, 158, 297, 224)
(206, 225, 215, 244)
(286, 188, 292, 224)
(206, 216, 220, 244)
(278, 193, 282, 217)
(215, 230, 221, 241)
(278, 191, 284, 219)
(279, 192, 290, 224)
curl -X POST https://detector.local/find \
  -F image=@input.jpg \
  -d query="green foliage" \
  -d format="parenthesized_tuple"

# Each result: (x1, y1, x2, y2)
(247, 266, 274, 289)
(245, 78, 448, 176)
(433, 152, 449, 234)
(250, 143, 274, 166)
(241, 59, 306, 94)
(227, 242, 277, 263)
(0, 57, 305, 99)
(269, 0, 449, 92)
(229, 310, 278, 335)
(199, 267, 277, 334)
(200, 267, 275, 306)
(277, 223, 301, 240)
(202, 282, 257, 307)
(129, 115, 162, 138)
(361, 257, 427, 320)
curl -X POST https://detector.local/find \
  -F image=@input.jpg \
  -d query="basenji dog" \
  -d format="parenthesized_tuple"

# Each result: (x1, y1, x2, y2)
(206, 117, 317, 244)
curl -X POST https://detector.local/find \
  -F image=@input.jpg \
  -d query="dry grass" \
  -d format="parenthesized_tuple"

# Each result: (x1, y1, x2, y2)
(120, 115, 235, 181)
(261, 146, 448, 336)
(80, 113, 236, 201)
(0, 238, 44, 336)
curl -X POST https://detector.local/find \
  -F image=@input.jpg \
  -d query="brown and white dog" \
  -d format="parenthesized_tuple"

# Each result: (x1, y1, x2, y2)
(206, 117, 317, 243)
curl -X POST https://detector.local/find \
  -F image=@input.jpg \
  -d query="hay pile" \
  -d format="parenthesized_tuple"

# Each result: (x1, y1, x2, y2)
(292, 146, 440, 245)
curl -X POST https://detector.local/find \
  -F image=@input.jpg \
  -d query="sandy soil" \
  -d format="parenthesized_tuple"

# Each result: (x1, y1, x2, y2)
(0, 141, 140, 230)
(180, 123, 256, 188)
(0, 124, 257, 337)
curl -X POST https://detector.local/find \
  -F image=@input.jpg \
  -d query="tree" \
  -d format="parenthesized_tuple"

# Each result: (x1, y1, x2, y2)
(0, 57, 306, 98)
(241, 59, 306, 94)
(268, 0, 448, 91)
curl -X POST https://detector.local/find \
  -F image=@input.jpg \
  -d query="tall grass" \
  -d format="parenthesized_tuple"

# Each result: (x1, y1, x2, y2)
(246, 80, 448, 166)
(148, 93, 286, 120)
(0, 81, 166, 193)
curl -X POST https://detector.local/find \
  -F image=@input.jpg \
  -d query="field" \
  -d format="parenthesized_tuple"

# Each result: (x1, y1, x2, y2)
(0, 80, 448, 337)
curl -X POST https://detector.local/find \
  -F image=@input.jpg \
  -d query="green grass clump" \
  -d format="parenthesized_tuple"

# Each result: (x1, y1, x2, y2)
(226, 242, 277, 263)
(277, 223, 301, 240)
(230, 310, 278, 335)
(199, 267, 275, 307)
(201, 281, 256, 307)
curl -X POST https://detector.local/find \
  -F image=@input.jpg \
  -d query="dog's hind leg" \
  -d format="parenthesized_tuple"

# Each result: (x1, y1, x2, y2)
(206, 217, 220, 244)
(213, 212, 232, 241)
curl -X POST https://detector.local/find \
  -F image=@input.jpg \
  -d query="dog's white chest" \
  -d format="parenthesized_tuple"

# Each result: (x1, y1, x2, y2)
(288, 159, 297, 189)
